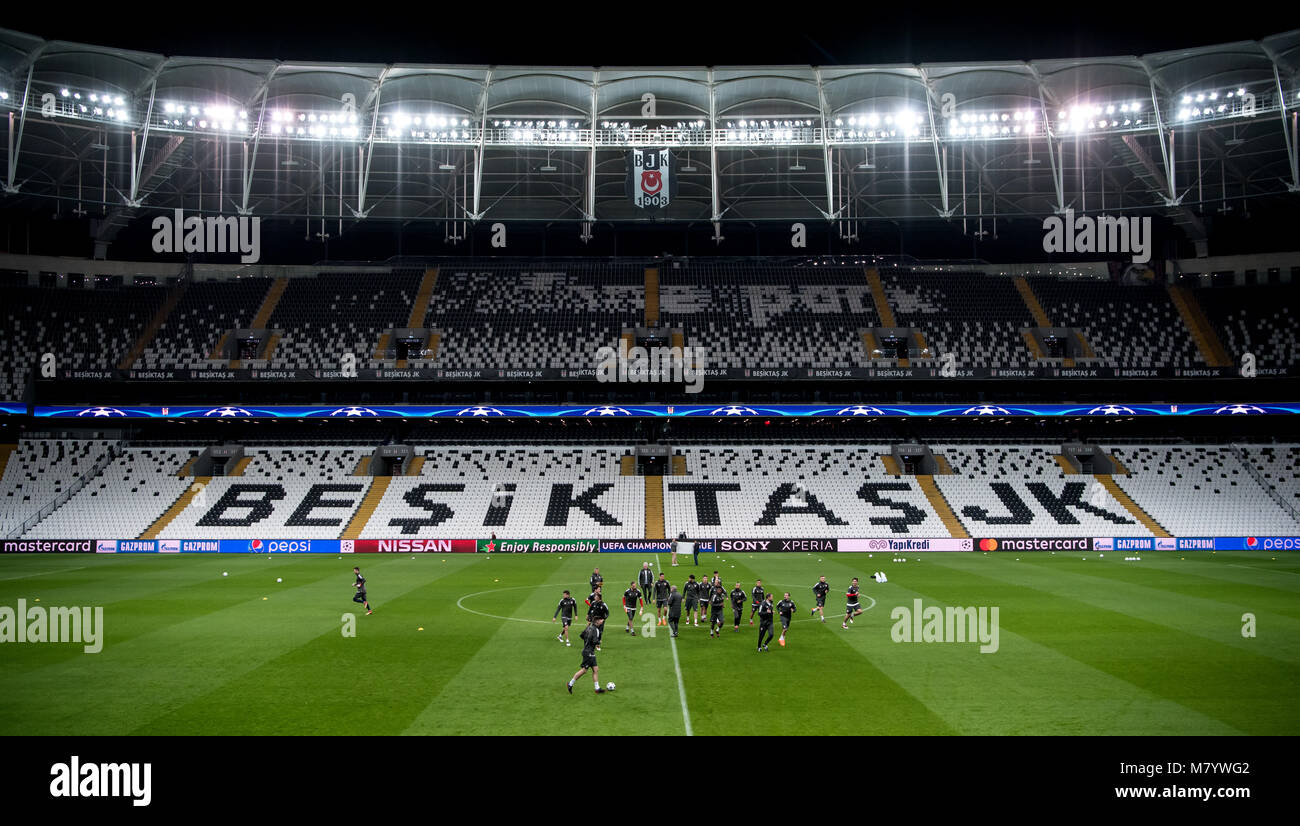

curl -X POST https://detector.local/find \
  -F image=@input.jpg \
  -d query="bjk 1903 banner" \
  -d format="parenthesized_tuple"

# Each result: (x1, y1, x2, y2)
(627, 147, 675, 210)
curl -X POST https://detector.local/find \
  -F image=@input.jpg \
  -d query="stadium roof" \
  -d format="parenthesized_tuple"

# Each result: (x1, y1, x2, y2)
(1, 27, 1298, 248)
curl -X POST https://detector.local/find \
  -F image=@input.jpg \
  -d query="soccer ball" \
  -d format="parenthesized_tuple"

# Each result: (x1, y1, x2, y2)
(606, 682, 616, 692)
(276, 577, 282, 583)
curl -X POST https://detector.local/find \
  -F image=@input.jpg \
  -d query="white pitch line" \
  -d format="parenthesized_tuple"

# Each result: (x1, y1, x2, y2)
(0, 565, 88, 582)
(1227, 564, 1300, 577)
(456, 584, 554, 624)
(658, 558, 693, 737)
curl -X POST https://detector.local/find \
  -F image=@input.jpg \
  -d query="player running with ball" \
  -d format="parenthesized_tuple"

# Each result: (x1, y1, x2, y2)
(567, 619, 607, 695)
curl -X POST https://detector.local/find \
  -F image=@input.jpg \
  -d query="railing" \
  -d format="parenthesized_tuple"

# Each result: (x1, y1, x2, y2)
(1229, 443, 1300, 524)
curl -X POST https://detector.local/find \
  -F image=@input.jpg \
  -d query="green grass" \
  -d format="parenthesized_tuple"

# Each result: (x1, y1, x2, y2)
(1, 550, 1297, 735)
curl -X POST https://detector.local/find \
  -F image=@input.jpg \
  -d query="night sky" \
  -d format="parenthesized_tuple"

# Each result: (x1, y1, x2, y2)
(5, 6, 1298, 66)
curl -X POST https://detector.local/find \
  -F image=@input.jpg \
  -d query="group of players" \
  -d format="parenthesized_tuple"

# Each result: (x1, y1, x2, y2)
(561, 562, 872, 694)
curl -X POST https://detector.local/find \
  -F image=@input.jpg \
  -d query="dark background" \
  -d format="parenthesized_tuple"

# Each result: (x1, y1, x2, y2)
(5, 6, 1297, 67)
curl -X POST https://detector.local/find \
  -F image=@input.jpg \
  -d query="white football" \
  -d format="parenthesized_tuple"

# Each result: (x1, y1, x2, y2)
(222, 572, 228, 577)
(606, 682, 616, 691)
(276, 577, 282, 583)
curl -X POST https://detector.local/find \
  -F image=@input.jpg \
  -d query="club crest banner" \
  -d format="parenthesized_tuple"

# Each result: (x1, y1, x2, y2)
(627, 148, 675, 210)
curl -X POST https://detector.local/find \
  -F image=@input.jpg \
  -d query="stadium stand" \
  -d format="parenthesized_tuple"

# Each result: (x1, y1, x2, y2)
(136, 278, 272, 369)
(1105, 445, 1300, 537)
(23, 447, 195, 539)
(1030, 279, 1204, 368)
(933, 445, 1148, 537)
(1242, 444, 1300, 517)
(0, 439, 118, 536)
(658, 263, 879, 368)
(426, 264, 643, 369)
(1194, 284, 1300, 369)
(358, 446, 643, 538)
(0, 285, 165, 398)
(0, 265, 1295, 382)
(663, 445, 948, 537)
(158, 448, 377, 539)
(267, 271, 424, 369)
(7, 437, 1300, 540)
(880, 268, 1035, 367)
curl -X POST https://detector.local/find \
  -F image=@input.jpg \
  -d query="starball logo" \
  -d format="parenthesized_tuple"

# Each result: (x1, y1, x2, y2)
(151, 208, 261, 263)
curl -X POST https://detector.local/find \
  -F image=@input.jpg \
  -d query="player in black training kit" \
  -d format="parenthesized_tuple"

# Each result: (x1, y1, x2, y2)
(653, 573, 671, 626)
(730, 583, 747, 631)
(707, 583, 727, 637)
(590, 567, 604, 594)
(553, 590, 577, 646)
(707, 571, 723, 625)
(776, 592, 797, 646)
(587, 595, 609, 649)
(756, 593, 776, 651)
(666, 586, 682, 637)
(812, 576, 830, 623)
(622, 582, 644, 635)
(748, 579, 765, 625)
(683, 576, 699, 626)
(843, 577, 864, 629)
(567, 619, 607, 694)
(352, 567, 372, 614)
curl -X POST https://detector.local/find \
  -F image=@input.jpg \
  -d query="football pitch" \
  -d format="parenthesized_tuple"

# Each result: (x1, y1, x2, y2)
(1, 550, 1297, 736)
